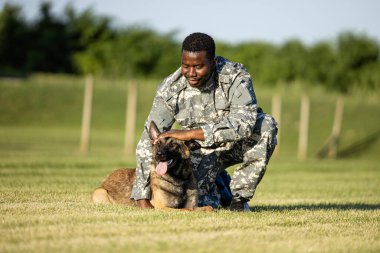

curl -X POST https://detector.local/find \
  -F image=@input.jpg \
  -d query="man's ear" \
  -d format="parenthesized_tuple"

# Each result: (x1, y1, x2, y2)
(210, 58, 216, 70)
(212, 58, 217, 67)
(148, 121, 161, 141)
(185, 140, 201, 151)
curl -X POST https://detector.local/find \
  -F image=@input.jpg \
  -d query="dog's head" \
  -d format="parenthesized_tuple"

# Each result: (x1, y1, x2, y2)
(149, 121, 201, 177)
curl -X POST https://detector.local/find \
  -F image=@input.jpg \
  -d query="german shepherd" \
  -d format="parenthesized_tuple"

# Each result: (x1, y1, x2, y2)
(92, 121, 213, 212)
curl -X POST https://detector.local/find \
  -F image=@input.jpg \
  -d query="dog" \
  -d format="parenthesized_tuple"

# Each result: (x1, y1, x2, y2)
(92, 121, 213, 212)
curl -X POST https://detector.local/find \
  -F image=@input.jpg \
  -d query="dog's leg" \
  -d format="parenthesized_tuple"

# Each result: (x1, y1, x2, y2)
(184, 188, 198, 209)
(92, 188, 115, 204)
(183, 180, 213, 212)
(151, 200, 192, 212)
(159, 206, 193, 212)
(194, 206, 214, 212)
(153, 201, 213, 212)
(183, 191, 213, 211)
(157, 206, 213, 212)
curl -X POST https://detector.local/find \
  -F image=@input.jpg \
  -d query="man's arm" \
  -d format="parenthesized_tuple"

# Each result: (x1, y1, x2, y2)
(157, 128, 205, 142)
(201, 72, 258, 146)
(158, 73, 257, 146)
(131, 94, 175, 206)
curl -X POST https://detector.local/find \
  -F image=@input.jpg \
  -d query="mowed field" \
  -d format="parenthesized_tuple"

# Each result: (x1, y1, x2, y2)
(0, 75, 379, 253)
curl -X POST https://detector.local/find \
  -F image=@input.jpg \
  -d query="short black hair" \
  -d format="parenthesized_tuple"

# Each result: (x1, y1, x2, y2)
(182, 32, 215, 61)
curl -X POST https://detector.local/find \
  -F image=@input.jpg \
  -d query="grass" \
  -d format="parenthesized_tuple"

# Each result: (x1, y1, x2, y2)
(1, 157, 379, 253)
(0, 74, 379, 252)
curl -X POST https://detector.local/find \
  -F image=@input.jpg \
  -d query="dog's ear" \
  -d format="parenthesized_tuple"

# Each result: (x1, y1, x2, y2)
(148, 121, 161, 141)
(184, 140, 201, 151)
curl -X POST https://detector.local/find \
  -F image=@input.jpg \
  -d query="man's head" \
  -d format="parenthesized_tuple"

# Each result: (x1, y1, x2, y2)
(182, 32, 215, 61)
(181, 33, 216, 88)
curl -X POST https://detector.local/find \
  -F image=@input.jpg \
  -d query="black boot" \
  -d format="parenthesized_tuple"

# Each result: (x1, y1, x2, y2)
(229, 198, 251, 212)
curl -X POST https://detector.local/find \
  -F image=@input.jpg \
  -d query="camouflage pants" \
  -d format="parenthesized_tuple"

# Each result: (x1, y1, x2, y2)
(191, 114, 278, 208)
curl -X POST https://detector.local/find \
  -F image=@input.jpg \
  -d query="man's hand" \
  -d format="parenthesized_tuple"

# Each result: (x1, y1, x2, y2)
(136, 199, 154, 209)
(157, 129, 205, 142)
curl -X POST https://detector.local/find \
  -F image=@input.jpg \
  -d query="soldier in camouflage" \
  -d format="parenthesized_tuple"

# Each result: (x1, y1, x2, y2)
(131, 32, 278, 211)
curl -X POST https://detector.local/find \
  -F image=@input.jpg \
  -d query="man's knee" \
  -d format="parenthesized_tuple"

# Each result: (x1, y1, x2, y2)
(243, 114, 277, 162)
(260, 114, 278, 136)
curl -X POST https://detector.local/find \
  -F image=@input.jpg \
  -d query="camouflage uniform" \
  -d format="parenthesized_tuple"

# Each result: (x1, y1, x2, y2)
(131, 56, 278, 208)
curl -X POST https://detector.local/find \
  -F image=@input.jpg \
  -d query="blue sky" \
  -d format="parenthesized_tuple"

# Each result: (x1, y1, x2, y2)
(2, 0, 380, 44)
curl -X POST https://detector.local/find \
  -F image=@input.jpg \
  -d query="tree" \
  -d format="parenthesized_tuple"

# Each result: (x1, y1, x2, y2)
(64, 4, 115, 55)
(306, 41, 337, 84)
(277, 39, 308, 82)
(333, 32, 380, 92)
(0, 3, 28, 75)
(74, 27, 179, 78)
(1, 3, 379, 93)
(26, 2, 70, 72)
(216, 41, 279, 85)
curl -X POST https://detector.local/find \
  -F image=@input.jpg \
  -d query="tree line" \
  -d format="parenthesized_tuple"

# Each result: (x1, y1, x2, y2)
(1, 2, 379, 93)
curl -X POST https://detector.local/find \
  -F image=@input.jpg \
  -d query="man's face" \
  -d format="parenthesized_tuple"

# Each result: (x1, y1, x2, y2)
(181, 50, 215, 88)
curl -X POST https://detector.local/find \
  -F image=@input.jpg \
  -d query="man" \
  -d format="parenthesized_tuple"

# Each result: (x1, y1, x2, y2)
(131, 32, 277, 211)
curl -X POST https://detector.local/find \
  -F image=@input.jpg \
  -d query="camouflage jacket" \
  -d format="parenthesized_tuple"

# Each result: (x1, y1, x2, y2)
(131, 56, 259, 200)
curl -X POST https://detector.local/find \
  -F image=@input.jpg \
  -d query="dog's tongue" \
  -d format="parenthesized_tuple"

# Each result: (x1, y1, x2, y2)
(156, 162, 168, 176)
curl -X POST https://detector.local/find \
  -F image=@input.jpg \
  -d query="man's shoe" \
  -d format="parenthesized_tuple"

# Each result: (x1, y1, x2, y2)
(243, 202, 251, 212)
(229, 198, 251, 212)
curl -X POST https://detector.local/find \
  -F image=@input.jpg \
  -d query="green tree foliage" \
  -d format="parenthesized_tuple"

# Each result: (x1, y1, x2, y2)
(0, 3, 28, 75)
(0, 2, 379, 93)
(26, 2, 70, 72)
(332, 32, 380, 92)
(64, 4, 114, 51)
(218, 41, 279, 84)
(218, 34, 379, 93)
(64, 4, 115, 74)
(306, 42, 337, 85)
(74, 27, 180, 77)
(0, 2, 115, 74)
(277, 39, 308, 82)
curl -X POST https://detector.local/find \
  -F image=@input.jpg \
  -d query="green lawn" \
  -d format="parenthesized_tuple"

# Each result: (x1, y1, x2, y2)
(0, 75, 379, 252)
(0, 156, 379, 253)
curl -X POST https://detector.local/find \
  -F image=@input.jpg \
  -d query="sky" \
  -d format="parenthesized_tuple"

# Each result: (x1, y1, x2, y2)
(2, 0, 380, 45)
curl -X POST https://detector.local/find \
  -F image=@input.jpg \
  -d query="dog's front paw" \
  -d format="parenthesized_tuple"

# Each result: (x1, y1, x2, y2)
(195, 206, 214, 212)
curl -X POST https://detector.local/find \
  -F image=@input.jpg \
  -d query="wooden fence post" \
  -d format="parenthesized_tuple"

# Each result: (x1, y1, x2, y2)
(298, 94, 310, 160)
(79, 74, 94, 155)
(317, 97, 345, 159)
(124, 80, 138, 157)
(328, 97, 344, 158)
(271, 94, 281, 157)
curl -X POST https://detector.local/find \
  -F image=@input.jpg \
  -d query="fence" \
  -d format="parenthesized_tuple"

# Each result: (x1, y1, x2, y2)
(79, 75, 345, 160)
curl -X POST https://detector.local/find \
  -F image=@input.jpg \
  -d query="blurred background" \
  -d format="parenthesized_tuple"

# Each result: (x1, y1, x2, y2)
(0, 0, 379, 163)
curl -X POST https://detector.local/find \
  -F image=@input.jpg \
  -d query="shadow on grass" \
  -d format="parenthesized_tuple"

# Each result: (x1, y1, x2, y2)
(338, 129, 380, 158)
(251, 203, 380, 212)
